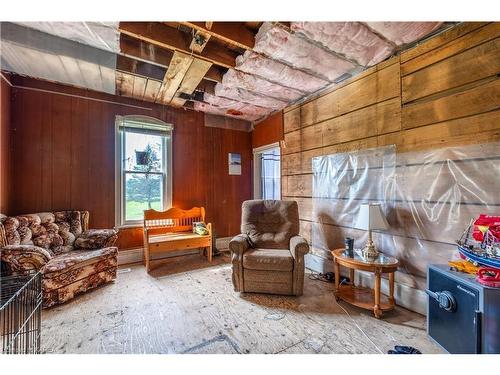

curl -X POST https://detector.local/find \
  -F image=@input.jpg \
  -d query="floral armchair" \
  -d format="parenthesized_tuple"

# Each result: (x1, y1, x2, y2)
(0, 211, 118, 308)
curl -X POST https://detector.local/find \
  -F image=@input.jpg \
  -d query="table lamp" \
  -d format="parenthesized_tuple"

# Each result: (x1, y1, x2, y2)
(355, 203, 389, 260)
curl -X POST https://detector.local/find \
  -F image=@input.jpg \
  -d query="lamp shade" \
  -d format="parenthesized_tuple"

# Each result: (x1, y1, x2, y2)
(354, 203, 389, 231)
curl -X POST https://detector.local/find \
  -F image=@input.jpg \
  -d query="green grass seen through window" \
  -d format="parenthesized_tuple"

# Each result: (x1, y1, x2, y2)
(126, 200, 161, 221)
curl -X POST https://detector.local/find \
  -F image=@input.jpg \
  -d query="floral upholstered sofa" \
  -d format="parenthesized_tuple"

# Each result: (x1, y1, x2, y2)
(0, 211, 118, 308)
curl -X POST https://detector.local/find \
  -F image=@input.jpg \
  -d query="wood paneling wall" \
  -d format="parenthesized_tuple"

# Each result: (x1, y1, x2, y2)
(0, 76, 11, 214)
(282, 22, 500, 265)
(7, 76, 252, 249)
(252, 111, 283, 149)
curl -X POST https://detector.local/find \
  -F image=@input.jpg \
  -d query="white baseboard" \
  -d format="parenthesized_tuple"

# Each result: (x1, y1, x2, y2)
(305, 253, 427, 315)
(215, 237, 231, 252)
(117, 247, 143, 265)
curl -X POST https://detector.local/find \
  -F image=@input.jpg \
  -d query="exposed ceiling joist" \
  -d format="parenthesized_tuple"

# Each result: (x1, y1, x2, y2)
(119, 22, 237, 68)
(116, 54, 165, 81)
(119, 34, 223, 83)
(181, 22, 255, 50)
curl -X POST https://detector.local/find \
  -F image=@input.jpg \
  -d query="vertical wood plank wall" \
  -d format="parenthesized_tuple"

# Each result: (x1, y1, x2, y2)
(282, 22, 500, 265)
(6, 76, 252, 248)
(252, 111, 283, 149)
(0, 77, 11, 214)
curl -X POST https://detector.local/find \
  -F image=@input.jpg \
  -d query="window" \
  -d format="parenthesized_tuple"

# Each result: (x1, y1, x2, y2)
(115, 116, 173, 226)
(253, 143, 281, 200)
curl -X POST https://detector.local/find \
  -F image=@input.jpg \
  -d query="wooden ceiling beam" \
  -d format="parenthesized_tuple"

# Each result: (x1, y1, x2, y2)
(119, 22, 238, 69)
(119, 34, 224, 83)
(116, 54, 166, 81)
(181, 22, 255, 50)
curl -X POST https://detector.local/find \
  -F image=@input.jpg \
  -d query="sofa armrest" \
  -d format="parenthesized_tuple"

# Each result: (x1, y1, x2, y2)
(75, 229, 118, 250)
(1, 245, 52, 273)
(229, 234, 250, 255)
(290, 235, 310, 259)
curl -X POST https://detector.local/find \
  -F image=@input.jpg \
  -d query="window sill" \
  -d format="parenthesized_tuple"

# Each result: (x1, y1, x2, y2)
(115, 224, 144, 230)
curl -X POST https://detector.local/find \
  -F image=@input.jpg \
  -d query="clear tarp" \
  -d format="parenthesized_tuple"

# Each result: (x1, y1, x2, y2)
(312, 142, 500, 289)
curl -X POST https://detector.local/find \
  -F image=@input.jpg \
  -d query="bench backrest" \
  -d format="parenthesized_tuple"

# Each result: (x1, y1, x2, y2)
(143, 207, 206, 235)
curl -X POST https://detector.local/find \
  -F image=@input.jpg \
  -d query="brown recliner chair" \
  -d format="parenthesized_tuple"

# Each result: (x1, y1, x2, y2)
(230, 200, 309, 296)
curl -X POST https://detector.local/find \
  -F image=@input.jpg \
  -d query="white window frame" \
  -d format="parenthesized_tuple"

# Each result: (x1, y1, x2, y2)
(253, 142, 281, 200)
(115, 115, 173, 228)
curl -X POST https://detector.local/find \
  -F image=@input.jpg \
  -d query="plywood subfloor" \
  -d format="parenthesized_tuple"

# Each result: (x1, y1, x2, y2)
(41, 254, 442, 354)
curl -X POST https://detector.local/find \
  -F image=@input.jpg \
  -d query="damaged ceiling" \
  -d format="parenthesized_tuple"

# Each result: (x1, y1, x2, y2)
(1, 21, 447, 125)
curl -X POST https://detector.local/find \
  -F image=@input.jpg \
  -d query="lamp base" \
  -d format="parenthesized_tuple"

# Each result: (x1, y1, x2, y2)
(361, 242, 379, 261)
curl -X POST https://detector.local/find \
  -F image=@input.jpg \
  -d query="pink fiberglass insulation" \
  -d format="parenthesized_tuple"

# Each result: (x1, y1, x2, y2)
(236, 50, 328, 93)
(222, 69, 305, 102)
(193, 101, 265, 122)
(203, 93, 273, 119)
(253, 22, 357, 81)
(290, 22, 394, 67)
(365, 22, 443, 46)
(215, 83, 288, 110)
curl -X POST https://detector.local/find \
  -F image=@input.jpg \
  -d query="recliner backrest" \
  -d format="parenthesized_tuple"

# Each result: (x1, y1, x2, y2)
(241, 200, 299, 250)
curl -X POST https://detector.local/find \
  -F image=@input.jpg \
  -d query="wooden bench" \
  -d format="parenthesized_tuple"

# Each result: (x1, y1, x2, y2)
(143, 207, 213, 272)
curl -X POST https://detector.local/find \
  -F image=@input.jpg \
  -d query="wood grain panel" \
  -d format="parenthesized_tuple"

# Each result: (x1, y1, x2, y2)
(283, 107, 300, 133)
(402, 79, 500, 129)
(283, 129, 301, 155)
(322, 98, 401, 146)
(0, 77, 11, 214)
(401, 22, 498, 75)
(397, 110, 500, 152)
(400, 22, 488, 63)
(402, 38, 500, 103)
(301, 123, 323, 151)
(286, 174, 312, 197)
(252, 111, 283, 149)
(301, 61, 400, 127)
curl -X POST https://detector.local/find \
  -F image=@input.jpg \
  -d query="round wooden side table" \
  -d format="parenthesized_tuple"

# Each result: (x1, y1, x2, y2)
(331, 248, 399, 318)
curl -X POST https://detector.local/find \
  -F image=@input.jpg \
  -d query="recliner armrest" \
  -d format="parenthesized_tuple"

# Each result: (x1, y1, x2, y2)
(289, 235, 310, 259)
(1, 244, 52, 273)
(229, 234, 250, 255)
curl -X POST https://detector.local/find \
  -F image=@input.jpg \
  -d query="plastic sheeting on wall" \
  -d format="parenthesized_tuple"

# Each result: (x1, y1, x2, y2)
(290, 22, 394, 67)
(222, 69, 305, 102)
(254, 22, 357, 81)
(311, 142, 500, 290)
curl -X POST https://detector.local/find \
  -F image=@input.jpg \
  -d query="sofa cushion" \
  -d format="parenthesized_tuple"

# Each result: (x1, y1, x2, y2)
(42, 247, 117, 276)
(242, 248, 294, 271)
(241, 200, 299, 249)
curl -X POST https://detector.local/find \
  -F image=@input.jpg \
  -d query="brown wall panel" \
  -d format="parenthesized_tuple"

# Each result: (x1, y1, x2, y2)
(0, 77, 11, 214)
(402, 37, 500, 103)
(251, 111, 283, 149)
(8, 76, 252, 248)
